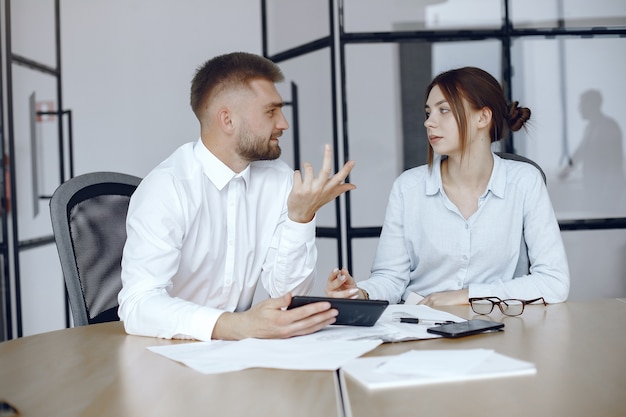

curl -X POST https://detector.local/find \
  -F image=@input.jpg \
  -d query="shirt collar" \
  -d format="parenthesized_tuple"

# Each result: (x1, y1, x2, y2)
(425, 152, 505, 199)
(488, 152, 506, 199)
(194, 138, 251, 191)
(425, 155, 444, 196)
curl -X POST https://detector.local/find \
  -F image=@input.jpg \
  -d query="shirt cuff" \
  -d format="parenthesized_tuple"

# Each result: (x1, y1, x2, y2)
(281, 215, 316, 245)
(187, 306, 223, 341)
(358, 282, 378, 301)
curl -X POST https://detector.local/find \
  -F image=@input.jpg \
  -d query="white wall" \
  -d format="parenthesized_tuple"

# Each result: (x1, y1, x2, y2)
(62, 0, 263, 178)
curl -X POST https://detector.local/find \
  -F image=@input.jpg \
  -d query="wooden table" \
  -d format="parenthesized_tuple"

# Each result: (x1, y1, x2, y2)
(2, 299, 625, 417)
(0, 321, 341, 417)
(341, 298, 626, 417)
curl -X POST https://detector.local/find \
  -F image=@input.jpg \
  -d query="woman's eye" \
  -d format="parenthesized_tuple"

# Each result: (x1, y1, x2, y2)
(440, 108, 449, 114)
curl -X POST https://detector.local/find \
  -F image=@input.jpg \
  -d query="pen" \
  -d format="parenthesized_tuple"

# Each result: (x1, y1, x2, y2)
(399, 317, 456, 325)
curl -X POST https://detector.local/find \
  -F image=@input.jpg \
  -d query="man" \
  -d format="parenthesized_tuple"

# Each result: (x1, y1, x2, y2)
(118, 52, 355, 341)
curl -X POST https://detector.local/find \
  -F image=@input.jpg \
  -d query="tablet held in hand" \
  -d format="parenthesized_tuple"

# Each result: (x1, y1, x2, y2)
(288, 296, 389, 327)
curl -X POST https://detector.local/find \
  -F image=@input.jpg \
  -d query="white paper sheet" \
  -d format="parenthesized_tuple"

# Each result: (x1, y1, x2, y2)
(147, 337, 382, 374)
(146, 304, 465, 374)
(340, 349, 536, 390)
(291, 304, 466, 343)
(375, 349, 495, 377)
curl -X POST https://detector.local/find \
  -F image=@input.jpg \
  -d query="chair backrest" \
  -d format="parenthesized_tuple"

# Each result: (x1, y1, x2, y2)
(50, 172, 141, 326)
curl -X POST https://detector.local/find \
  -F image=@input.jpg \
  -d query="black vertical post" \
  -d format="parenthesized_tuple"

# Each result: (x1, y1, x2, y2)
(260, 0, 268, 57)
(290, 83, 301, 169)
(330, 0, 344, 268)
(4, 0, 22, 338)
(502, 0, 514, 153)
(0, 0, 10, 341)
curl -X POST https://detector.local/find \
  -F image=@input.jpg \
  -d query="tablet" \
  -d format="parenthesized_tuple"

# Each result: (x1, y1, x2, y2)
(426, 319, 504, 338)
(287, 296, 389, 327)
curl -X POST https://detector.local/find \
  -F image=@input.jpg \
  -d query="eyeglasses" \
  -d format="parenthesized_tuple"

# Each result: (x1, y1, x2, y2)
(469, 297, 546, 316)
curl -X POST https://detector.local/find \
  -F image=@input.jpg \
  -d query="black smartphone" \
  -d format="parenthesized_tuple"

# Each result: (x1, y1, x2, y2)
(426, 319, 504, 338)
(287, 296, 389, 327)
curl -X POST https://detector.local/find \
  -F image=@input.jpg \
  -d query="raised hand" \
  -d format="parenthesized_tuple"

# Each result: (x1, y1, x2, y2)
(288, 144, 356, 223)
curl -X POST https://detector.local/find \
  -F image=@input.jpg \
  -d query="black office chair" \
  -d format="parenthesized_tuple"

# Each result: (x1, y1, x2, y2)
(49, 172, 141, 326)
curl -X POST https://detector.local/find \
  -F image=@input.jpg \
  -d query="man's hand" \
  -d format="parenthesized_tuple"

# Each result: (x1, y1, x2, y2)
(288, 144, 356, 223)
(211, 293, 338, 340)
(325, 267, 361, 299)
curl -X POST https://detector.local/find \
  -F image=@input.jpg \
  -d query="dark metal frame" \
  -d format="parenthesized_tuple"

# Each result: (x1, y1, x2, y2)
(260, 0, 626, 273)
(2, 0, 72, 339)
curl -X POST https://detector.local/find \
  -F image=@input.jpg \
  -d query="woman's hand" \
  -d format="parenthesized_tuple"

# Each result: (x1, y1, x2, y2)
(324, 267, 362, 299)
(419, 289, 469, 306)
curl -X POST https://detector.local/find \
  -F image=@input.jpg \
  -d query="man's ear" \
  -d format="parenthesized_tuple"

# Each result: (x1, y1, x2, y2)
(217, 107, 236, 134)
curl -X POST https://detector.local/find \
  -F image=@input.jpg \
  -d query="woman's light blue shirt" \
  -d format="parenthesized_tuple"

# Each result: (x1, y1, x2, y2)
(359, 153, 570, 304)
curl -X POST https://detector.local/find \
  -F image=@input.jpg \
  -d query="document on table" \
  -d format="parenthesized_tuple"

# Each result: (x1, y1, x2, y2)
(147, 337, 382, 374)
(340, 349, 536, 390)
(147, 304, 463, 374)
(292, 304, 466, 343)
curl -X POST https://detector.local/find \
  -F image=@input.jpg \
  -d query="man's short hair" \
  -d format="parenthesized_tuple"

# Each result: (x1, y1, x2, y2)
(190, 52, 284, 119)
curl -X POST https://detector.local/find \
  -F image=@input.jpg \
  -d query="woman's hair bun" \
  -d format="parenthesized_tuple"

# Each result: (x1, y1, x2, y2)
(507, 101, 531, 132)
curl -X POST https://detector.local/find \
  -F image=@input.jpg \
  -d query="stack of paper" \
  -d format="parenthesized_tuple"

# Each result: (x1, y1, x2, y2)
(340, 349, 536, 390)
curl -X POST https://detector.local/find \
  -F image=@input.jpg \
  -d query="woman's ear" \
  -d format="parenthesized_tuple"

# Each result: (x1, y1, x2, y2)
(477, 106, 492, 128)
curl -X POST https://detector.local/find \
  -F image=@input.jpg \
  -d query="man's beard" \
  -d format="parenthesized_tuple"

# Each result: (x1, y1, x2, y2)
(235, 121, 282, 161)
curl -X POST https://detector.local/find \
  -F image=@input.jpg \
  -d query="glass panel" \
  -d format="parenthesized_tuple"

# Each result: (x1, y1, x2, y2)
(431, 40, 501, 77)
(345, 43, 404, 228)
(265, 0, 330, 56)
(511, 0, 626, 29)
(276, 49, 337, 228)
(343, 0, 502, 33)
(561, 229, 626, 300)
(511, 37, 626, 219)
(11, 0, 57, 68)
(351, 237, 380, 286)
(19, 246, 66, 336)
(312, 238, 340, 296)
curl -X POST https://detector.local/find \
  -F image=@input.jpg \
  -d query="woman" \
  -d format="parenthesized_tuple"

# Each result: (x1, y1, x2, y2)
(326, 66, 569, 306)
